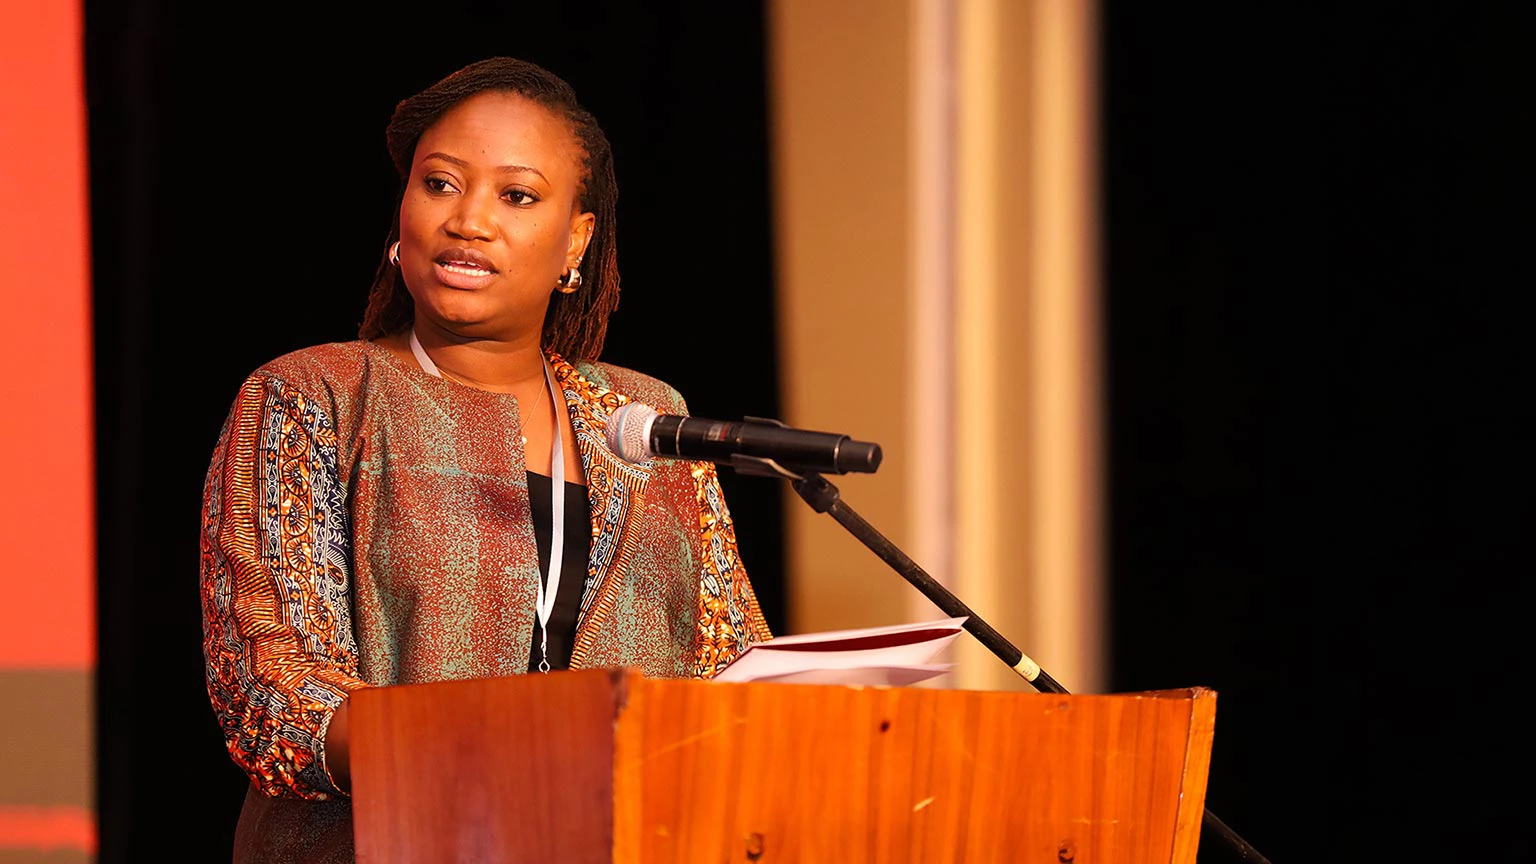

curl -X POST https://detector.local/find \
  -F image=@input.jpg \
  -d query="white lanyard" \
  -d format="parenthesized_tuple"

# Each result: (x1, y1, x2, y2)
(409, 329, 566, 673)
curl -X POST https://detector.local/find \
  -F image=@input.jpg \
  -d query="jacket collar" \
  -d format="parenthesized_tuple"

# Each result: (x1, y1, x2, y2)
(546, 353, 654, 656)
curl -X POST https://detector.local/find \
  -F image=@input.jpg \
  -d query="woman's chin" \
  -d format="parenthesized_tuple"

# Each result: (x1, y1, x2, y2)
(415, 297, 496, 330)
(409, 289, 547, 340)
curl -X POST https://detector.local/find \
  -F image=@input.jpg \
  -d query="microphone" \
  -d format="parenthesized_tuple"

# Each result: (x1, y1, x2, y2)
(606, 402, 883, 475)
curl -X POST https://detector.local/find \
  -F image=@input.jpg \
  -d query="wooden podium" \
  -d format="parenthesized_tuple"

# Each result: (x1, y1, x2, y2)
(349, 668, 1215, 863)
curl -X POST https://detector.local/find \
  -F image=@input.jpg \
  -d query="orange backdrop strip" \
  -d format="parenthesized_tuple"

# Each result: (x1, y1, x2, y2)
(0, 1, 95, 666)
(0, 807, 96, 853)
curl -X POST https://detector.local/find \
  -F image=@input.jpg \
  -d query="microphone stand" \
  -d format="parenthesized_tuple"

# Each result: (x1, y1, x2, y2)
(731, 449, 1272, 864)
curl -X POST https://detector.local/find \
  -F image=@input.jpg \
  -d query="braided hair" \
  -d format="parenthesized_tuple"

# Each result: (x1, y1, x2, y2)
(358, 57, 620, 361)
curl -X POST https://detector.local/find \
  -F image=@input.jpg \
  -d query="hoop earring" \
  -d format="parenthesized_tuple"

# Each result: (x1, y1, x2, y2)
(388, 241, 401, 267)
(558, 264, 583, 293)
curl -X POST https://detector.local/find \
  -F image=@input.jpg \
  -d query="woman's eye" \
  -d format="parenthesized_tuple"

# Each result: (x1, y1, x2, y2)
(504, 189, 539, 205)
(424, 176, 458, 194)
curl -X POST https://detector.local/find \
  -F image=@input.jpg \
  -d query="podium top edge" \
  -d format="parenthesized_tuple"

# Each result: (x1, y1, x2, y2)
(348, 671, 1216, 703)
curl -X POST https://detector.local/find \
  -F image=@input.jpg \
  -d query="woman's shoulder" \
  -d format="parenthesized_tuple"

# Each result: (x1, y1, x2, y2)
(249, 340, 377, 383)
(242, 336, 411, 382)
(570, 358, 690, 415)
(230, 340, 409, 416)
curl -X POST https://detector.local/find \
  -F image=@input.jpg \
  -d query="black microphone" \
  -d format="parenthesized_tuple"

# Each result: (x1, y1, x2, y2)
(605, 403, 883, 475)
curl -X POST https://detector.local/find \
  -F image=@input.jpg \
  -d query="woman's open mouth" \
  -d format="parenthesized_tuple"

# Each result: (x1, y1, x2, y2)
(434, 248, 499, 289)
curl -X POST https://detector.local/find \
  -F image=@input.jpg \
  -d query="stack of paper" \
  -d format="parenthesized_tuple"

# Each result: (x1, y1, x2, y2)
(711, 617, 968, 687)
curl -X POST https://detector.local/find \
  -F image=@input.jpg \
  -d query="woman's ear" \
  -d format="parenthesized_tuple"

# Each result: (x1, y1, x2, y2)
(566, 211, 596, 271)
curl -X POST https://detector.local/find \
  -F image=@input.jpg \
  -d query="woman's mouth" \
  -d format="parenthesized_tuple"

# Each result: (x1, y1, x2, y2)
(435, 261, 496, 290)
(434, 248, 499, 289)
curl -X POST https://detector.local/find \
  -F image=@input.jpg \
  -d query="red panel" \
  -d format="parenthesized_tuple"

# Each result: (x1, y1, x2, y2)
(0, 3, 96, 667)
(0, 807, 97, 854)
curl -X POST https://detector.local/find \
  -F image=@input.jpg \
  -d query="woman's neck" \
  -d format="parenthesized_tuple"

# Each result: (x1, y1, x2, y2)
(408, 320, 547, 394)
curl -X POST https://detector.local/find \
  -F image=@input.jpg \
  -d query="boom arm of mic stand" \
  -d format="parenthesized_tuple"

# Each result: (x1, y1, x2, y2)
(792, 471, 1067, 692)
(731, 450, 1273, 864)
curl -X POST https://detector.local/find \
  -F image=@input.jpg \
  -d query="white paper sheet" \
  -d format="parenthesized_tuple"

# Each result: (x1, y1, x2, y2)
(711, 616, 968, 686)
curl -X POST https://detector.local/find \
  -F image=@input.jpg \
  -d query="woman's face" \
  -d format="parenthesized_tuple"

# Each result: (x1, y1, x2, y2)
(398, 91, 594, 342)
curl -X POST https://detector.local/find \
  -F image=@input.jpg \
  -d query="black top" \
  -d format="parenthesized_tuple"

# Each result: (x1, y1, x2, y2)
(525, 471, 590, 672)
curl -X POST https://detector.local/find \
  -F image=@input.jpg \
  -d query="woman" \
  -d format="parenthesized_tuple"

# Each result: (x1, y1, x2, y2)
(199, 56, 773, 862)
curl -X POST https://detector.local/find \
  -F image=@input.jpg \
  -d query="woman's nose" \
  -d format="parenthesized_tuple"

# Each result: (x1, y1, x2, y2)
(445, 191, 498, 241)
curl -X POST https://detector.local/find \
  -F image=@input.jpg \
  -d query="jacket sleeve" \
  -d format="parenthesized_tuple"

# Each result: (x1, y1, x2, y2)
(689, 459, 774, 678)
(200, 374, 368, 799)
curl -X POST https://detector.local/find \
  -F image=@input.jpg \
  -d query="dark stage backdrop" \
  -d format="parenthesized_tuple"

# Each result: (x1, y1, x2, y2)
(85, 2, 1529, 863)
(84, 3, 783, 859)
(1103, 5, 1526, 863)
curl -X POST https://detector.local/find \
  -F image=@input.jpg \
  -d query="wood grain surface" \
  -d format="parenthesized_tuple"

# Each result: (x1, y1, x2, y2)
(351, 669, 1215, 863)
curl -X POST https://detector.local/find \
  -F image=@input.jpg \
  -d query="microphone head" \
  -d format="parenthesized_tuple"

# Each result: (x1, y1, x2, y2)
(606, 402, 659, 464)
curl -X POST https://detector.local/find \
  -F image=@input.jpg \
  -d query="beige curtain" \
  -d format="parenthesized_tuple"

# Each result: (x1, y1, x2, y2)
(768, 0, 1103, 694)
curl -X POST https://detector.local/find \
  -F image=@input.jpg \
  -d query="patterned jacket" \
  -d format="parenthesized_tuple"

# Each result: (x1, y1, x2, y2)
(199, 339, 772, 861)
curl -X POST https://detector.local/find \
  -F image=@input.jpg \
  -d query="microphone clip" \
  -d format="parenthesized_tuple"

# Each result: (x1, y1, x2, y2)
(728, 417, 804, 481)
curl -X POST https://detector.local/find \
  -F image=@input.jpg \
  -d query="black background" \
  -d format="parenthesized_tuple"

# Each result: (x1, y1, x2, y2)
(1103, 4, 1527, 862)
(85, 2, 784, 859)
(85, 2, 1526, 862)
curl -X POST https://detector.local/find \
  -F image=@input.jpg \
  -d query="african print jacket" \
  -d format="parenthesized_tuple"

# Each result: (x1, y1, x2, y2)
(199, 340, 772, 861)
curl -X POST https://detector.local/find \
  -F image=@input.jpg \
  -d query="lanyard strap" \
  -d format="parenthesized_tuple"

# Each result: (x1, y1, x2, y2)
(409, 329, 565, 673)
(537, 358, 565, 673)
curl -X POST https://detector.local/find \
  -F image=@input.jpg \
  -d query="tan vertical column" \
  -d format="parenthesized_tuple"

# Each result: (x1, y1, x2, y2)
(952, 0, 1009, 690)
(906, 0, 960, 638)
(767, 0, 925, 634)
(770, 0, 1102, 695)
(953, 0, 1103, 694)
(1027, 0, 1103, 695)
